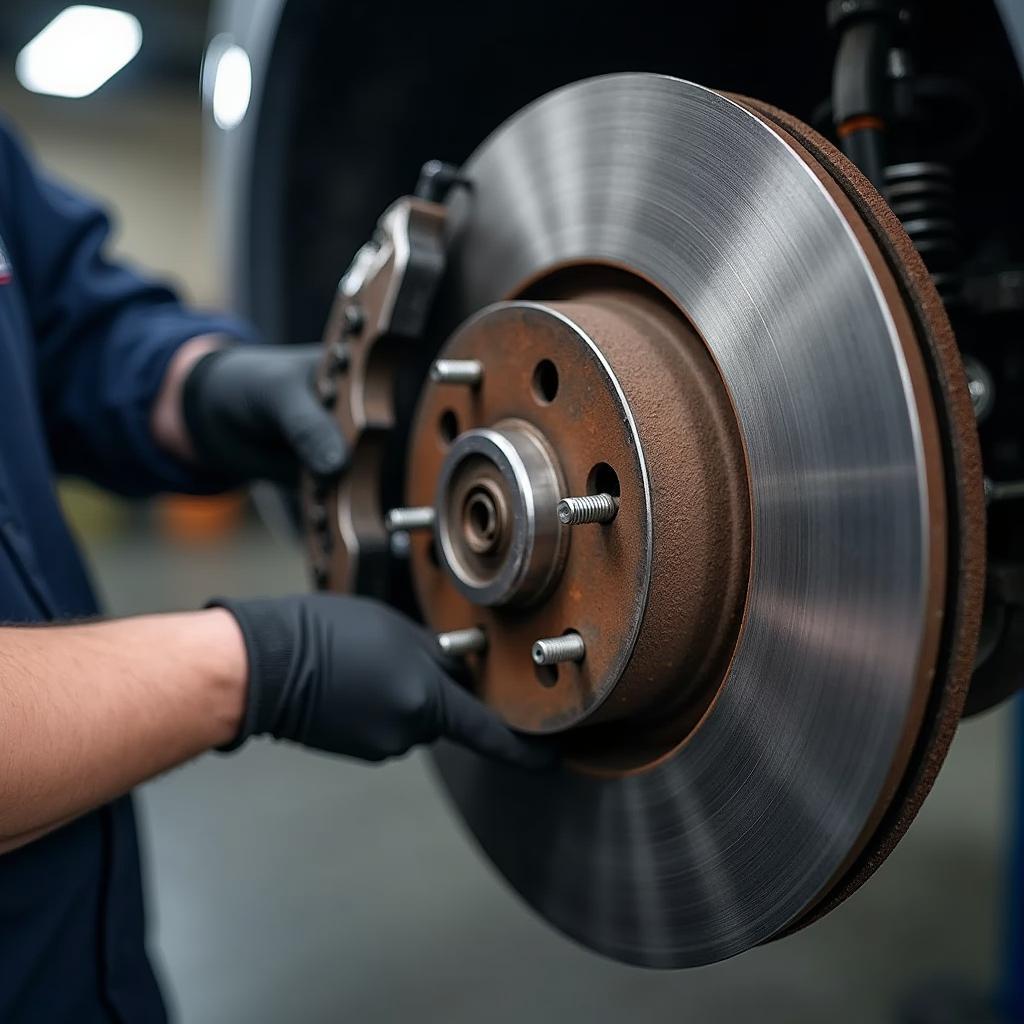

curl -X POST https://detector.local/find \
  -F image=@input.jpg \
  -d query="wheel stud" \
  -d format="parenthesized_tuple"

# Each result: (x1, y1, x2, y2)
(437, 627, 488, 657)
(430, 358, 483, 387)
(532, 633, 585, 665)
(384, 506, 435, 532)
(557, 494, 618, 526)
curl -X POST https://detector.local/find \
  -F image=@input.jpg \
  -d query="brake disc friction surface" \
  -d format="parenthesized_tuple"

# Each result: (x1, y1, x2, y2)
(426, 75, 959, 966)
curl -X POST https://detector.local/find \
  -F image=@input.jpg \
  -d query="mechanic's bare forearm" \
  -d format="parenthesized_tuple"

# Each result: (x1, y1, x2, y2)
(150, 334, 226, 462)
(0, 609, 246, 853)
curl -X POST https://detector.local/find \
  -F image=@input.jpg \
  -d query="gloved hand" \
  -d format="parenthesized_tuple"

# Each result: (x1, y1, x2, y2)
(212, 592, 555, 768)
(182, 344, 345, 484)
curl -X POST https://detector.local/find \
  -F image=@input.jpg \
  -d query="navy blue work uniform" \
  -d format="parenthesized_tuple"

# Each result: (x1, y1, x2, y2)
(0, 121, 250, 1021)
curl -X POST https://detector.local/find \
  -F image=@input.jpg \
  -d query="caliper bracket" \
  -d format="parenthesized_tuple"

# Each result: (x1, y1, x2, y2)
(304, 192, 451, 596)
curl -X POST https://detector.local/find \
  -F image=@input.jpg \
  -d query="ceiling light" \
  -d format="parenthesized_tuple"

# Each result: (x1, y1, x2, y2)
(16, 6, 143, 99)
(206, 36, 252, 131)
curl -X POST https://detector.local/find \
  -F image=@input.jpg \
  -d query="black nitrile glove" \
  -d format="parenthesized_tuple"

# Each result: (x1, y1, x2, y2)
(212, 593, 555, 769)
(182, 344, 345, 485)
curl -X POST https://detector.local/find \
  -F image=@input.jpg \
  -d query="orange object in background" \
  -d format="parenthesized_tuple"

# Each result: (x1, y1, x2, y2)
(157, 492, 247, 544)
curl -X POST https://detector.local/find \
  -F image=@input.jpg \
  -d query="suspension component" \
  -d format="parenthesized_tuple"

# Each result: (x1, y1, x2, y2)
(827, 0, 900, 190)
(885, 161, 962, 306)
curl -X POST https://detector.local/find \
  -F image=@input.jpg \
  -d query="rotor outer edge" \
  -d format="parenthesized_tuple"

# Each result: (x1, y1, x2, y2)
(729, 95, 986, 929)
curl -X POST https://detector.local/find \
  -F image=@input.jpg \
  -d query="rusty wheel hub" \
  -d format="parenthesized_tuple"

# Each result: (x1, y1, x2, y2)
(407, 278, 749, 767)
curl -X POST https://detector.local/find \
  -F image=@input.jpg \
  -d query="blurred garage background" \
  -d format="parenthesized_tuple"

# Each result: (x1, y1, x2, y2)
(0, 3, 1017, 1021)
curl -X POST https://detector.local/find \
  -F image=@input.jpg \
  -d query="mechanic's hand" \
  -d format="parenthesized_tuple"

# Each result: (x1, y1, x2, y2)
(182, 344, 345, 484)
(211, 593, 556, 769)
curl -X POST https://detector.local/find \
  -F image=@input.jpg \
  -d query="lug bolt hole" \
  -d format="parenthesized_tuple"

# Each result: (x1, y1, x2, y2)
(439, 409, 459, 444)
(587, 461, 620, 498)
(531, 359, 559, 404)
(534, 663, 559, 688)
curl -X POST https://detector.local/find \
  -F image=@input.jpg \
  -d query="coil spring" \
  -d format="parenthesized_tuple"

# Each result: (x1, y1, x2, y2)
(884, 161, 962, 307)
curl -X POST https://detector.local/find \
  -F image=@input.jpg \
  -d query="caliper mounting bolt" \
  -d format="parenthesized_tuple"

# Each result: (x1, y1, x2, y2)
(312, 561, 330, 590)
(316, 375, 338, 408)
(327, 340, 350, 374)
(414, 160, 470, 203)
(342, 304, 365, 336)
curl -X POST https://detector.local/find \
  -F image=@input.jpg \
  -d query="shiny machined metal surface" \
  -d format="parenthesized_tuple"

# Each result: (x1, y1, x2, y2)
(430, 358, 484, 386)
(531, 633, 586, 666)
(384, 506, 436, 533)
(556, 494, 618, 526)
(433, 75, 935, 965)
(434, 422, 567, 608)
(436, 627, 488, 658)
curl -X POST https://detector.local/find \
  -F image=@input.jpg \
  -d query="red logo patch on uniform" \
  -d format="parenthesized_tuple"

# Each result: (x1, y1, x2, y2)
(0, 232, 12, 284)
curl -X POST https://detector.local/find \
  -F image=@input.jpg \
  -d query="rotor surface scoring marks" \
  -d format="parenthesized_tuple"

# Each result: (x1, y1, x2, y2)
(430, 74, 950, 966)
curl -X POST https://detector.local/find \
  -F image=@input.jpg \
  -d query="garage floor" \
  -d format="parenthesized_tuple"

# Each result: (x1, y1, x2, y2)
(85, 519, 1012, 1023)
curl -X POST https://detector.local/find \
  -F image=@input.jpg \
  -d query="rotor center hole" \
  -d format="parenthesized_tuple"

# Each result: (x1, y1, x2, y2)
(463, 486, 502, 554)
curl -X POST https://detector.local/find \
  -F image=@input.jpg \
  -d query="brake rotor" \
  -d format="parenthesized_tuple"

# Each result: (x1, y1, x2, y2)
(311, 74, 984, 966)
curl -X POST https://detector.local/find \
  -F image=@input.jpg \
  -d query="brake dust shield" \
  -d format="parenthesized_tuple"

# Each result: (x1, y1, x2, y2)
(309, 75, 984, 967)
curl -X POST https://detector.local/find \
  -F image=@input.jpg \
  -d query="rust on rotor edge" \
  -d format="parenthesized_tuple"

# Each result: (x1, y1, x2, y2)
(303, 196, 450, 598)
(727, 95, 985, 934)
(405, 271, 751, 771)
